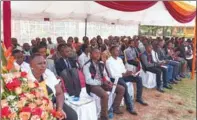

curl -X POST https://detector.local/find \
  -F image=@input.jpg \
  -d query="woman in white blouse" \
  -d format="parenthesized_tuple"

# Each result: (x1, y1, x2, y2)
(29, 53, 78, 120)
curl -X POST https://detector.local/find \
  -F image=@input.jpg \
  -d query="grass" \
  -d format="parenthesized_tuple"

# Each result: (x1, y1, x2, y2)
(166, 77, 196, 110)
(114, 77, 196, 120)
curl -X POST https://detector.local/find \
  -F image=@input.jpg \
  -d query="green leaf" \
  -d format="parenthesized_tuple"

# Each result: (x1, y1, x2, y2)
(0, 45, 7, 66)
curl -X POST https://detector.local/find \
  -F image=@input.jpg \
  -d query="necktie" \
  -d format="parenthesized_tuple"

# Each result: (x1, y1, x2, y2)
(148, 54, 152, 63)
(66, 59, 71, 69)
(134, 48, 139, 58)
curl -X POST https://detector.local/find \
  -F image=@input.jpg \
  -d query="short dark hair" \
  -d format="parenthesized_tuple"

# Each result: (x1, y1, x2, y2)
(158, 39, 164, 44)
(128, 39, 134, 44)
(12, 49, 22, 56)
(81, 44, 89, 52)
(144, 43, 152, 49)
(57, 43, 67, 52)
(90, 48, 100, 54)
(109, 45, 118, 53)
(39, 41, 47, 47)
(31, 47, 38, 55)
(29, 53, 43, 62)
(83, 36, 88, 41)
(68, 36, 73, 40)
(37, 43, 47, 51)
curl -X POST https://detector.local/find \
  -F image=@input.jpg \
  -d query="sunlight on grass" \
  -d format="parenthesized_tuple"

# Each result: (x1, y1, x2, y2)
(166, 77, 196, 110)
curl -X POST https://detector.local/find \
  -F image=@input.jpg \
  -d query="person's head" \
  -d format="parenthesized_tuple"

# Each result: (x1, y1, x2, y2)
(37, 44, 47, 58)
(36, 37, 41, 44)
(142, 38, 147, 44)
(31, 47, 39, 55)
(110, 46, 119, 57)
(97, 38, 103, 45)
(74, 37, 79, 43)
(145, 44, 153, 53)
(31, 39, 37, 46)
(83, 36, 89, 45)
(128, 39, 135, 47)
(30, 53, 46, 76)
(90, 38, 97, 47)
(134, 40, 139, 47)
(67, 37, 73, 47)
(11, 38, 18, 46)
(97, 35, 101, 40)
(41, 38, 47, 43)
(187, 38, 192, 45)
(57, 44, 71, 58)
(47, 37, 52, 44)
(90, 48, 101, 61)
(12, 49, 24, 65)
(23, 43, 30, 51)
(100, 44, 107, 52)
(167, 41, 173, 49)
(104, 39, 109, 46)
(81, 44, 91, 54)
(152, 40, 158, 51)
(158, 39, 165, 48)
(57, 36, 63, 44)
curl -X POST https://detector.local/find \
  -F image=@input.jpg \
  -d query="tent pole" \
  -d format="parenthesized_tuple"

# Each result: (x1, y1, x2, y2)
(85, 18, 87, 37)
(138, 23, 141, 35)
(3, 1, 11, 49)
(191, 18, 196, 80)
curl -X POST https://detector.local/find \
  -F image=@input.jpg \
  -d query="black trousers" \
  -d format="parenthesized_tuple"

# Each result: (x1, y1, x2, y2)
(186, 59, 192, 71)
(63, 103, 78, 120)
(156, 66, 168, 86)
(146, 67, 162, 88)
(122, 76, 143, 100)
(127, 60, 138, 67)
(111, 78, 134, 111)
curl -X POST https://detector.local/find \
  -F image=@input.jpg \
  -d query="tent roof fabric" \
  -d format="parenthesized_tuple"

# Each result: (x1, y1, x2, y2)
(2, 1, 196, 26)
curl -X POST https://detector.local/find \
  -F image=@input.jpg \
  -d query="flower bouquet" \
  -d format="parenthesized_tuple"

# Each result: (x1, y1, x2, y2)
(1, 44, 62, 120)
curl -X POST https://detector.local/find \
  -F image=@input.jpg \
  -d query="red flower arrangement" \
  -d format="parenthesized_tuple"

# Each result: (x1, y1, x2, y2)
(1, 44, 64, 120)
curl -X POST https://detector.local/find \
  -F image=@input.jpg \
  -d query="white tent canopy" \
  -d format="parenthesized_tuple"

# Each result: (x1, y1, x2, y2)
(5, 1, 196, 26)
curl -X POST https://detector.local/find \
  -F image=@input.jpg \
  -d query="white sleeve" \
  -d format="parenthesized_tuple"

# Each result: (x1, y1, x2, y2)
(103, 68, 110, 81)
(78, 55, 84, 69)
(45, 69, 60, 95)
(83, 63, 99, 85)
(106, 60, 115, 78)
(151, 50, 157, 63)
(120, 58, 127, 73)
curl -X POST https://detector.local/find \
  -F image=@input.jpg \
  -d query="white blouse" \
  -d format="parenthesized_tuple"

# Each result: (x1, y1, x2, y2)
(28, 68, 60, 95)
(14, 61, 31, 73)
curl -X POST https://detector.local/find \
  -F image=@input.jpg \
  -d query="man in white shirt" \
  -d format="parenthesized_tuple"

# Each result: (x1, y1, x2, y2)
(78, 44, 90, 69)
(106, 46, 148, 115)
(12, 49, 31, 73)
(47, 37, 56, 50)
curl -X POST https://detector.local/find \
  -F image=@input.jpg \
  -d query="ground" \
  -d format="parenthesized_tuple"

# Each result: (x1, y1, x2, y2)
(114, 77, 196, 120)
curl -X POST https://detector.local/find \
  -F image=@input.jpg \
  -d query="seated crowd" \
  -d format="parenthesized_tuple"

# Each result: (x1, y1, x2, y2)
(11, 35, 195, 120)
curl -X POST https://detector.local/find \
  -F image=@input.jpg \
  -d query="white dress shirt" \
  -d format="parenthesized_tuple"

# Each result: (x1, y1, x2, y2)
(14, 61, 31, 73)
(47, 43, 56, 50)
(106, 56, 127, 79)
(78, 52, 90, 68)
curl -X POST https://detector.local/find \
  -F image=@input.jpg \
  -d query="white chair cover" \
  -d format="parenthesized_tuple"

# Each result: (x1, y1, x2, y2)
(126, 82, 134, 100)
(140, 70, 157, 88)
(65, 88, 98, 120)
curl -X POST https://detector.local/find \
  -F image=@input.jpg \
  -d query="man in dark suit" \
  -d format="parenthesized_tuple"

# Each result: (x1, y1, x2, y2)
(55, 44, 81, 97)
